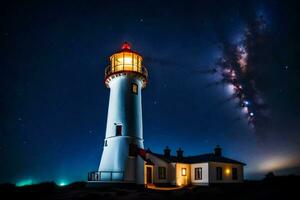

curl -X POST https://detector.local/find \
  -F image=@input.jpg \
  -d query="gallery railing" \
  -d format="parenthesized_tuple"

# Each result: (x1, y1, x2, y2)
(104, 65, 148, 79)
(88, 171, 124, 182)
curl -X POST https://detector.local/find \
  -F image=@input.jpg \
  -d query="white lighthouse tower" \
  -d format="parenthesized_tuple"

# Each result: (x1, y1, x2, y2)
(90, 42, 148, 183)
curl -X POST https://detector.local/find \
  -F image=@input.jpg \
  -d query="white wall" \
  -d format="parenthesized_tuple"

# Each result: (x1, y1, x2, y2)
(98, 73, 145, 182)
(191, 163, 209, 185)
(136, 156, 145, 184)
(105, 74, 144, 140)
(124, 156, 136, 182)
(209, 162, 244, 183)
(169, 163, 176, 185)
(146, 153, 170, 184)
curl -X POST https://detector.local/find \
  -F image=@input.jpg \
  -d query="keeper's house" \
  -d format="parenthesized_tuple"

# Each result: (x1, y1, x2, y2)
(137, 145, 246, 186)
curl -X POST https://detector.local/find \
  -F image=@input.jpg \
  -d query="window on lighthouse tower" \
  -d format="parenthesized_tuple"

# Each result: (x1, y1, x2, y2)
(132, 83, 138, 94)
(116, 124, 122, 136)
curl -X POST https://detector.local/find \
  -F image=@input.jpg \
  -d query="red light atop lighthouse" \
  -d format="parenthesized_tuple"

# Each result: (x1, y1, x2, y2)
(121, 42, 131, 50)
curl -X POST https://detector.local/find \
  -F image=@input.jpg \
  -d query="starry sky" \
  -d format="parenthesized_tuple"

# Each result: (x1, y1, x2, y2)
(1, 0, 300, 184)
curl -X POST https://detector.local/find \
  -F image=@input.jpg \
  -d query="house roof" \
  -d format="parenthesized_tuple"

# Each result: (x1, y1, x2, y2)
(137, 148, 155, 165)
(148, 152, 246, 166)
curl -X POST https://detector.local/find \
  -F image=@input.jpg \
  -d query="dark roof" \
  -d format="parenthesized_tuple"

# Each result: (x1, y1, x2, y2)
(137, 148, 155, 165)
(149, 152, 246, 166)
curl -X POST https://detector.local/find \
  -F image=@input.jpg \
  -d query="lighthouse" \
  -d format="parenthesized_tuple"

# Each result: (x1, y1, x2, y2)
(91, 42, 148, 183)
(88, 43, 246, 186)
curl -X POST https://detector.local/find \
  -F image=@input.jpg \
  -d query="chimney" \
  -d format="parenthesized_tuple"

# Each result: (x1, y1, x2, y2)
(214, 145, 222, 157)
(164, 146, 171, 158)
(177, 147, 183, 159)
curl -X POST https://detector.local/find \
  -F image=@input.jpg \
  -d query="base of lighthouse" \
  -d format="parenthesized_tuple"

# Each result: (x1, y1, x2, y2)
(88, 140, 146, 184)
(98, 136, 143, 183)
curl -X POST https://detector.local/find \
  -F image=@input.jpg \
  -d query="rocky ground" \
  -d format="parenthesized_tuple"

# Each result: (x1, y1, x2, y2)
(0, 176, 298, 200)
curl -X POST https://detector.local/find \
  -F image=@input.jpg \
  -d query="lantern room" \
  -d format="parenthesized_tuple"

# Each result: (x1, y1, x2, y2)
(104, 42, 148, 88)
(110, 42, 142, 72)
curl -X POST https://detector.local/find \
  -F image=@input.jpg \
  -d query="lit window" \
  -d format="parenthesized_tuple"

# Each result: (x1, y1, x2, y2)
(181, 168, 186, 176)
(195, 167, 202, 180)
(232, 168, 238, 180)
(216, 167, 223, 180)
(158, 167, 166, 179)
(116, 124, 122, 136)
(225, 168, 231, 175)
(132, 83, 138, 94)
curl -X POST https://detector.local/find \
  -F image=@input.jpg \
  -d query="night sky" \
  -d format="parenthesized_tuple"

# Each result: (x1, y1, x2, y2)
(1, 0, 300, 185)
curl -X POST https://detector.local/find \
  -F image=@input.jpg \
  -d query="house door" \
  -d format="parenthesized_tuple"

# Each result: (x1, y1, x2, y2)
(146, 166, 152, 184)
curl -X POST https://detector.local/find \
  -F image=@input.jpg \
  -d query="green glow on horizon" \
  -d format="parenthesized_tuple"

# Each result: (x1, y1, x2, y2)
(58, 180, 68, 186)
(16, 179, 33, 187)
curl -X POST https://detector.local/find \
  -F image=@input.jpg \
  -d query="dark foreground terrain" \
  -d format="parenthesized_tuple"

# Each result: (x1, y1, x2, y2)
(0, 176, 299, 200)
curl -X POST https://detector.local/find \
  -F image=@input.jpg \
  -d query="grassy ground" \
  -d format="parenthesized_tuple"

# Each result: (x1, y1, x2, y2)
(0, 176, 298, 200)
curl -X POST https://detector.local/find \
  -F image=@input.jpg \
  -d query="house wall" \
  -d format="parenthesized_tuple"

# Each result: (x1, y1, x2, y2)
(209, 162, 244, 183)
(124, 156, 136, 182)
(136, 156, 145, 184)
(146, 153, 170, 184)
(175, 163, 191, 186)
(169, 163, 176, 185)
(190, 163, 209, 185)
(143, 153, 244, 185)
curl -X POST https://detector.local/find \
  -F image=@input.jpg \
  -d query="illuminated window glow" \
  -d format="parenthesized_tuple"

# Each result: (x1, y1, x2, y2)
(132, 83, 138, 94)
(225, 168, 231, 175)
(181, 168, 186, 176)
(110, 52, 142, 73)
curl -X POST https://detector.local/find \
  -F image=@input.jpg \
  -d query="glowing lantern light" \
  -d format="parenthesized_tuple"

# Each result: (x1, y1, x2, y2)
(121, 41, 131, 50)
(108, 42, 143, 73)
